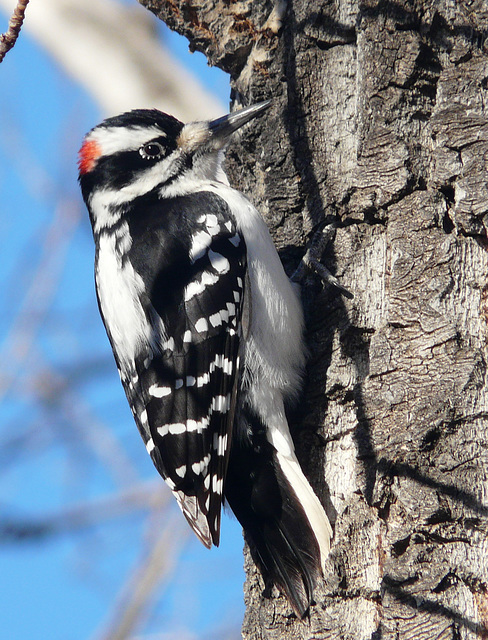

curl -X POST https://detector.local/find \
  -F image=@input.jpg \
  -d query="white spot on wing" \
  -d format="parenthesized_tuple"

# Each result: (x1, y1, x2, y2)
(184, 271, 220, 301)
(206, 214, 218, 228)
(205, 215, 220, 237)
(212, 475, 223, 494)
(210, 394, 231, 413)
(223, 358, 233, 375)
(195, 318, 208, 332)
(158, 423, 186, 436)
(149, 384, 172, 398)
(209, 312, 222, 328)
(184, 280, 203, 301)
(190, 230, 213, 262)
(217, 434, 228, 456)
(208, 353, 233, 375)
(197, 372, 210, 387)
(208, 250, 230, 274)
(186, 419, 200, 432)
(157, 418, 209, 437)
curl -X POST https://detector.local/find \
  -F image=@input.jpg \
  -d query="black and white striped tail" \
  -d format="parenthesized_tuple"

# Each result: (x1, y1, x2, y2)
(225, 408, 332, 618)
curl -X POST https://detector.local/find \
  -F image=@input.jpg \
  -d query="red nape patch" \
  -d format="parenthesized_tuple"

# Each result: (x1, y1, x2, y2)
(78, 139, 102, 175)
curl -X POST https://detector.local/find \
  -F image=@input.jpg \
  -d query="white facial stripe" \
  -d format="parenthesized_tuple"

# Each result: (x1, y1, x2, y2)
(88, 125, 166, 157)
(89, 152, 183, 232)
(91, 155, 179, 205)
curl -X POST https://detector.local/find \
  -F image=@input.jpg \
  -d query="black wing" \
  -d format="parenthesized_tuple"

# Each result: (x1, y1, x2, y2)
(121, 190, 246, 547)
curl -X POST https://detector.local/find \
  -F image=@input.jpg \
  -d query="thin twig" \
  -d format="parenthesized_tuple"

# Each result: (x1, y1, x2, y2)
(0, 0, 30, 63)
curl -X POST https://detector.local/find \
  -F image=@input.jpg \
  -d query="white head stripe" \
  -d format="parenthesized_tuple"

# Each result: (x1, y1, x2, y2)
(88, 125, 166, 157)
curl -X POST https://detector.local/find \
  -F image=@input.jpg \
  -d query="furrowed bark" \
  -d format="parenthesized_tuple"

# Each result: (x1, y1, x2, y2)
(139, 1, 488, 637)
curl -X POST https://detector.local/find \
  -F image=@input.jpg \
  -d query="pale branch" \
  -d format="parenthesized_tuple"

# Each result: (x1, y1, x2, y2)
(0, 0, 225, 119)
(0, 481, 168, 541)
(0, 0, 29, 63)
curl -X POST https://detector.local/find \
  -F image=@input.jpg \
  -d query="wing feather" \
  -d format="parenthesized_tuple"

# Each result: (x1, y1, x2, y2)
(117, 191, 246, 546)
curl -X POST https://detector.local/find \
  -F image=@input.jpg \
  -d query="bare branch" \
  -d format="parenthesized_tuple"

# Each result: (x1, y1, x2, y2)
(0, 0, 29, 63)
(0, 481, 168, 541)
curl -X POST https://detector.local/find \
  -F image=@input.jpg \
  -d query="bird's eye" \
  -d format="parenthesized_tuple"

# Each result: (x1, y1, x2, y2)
(140, 142, 164, 160)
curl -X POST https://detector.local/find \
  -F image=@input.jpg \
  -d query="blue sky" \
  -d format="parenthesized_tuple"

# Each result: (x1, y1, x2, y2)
(0, 6, 245, 639)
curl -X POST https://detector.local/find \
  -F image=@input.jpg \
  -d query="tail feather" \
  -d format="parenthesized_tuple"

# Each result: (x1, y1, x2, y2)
(225, 417, 331, 617)
(275, 449, 332, 567)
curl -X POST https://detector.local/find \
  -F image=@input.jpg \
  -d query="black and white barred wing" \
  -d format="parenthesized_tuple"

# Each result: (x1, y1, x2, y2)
(122, 193, 246, 548)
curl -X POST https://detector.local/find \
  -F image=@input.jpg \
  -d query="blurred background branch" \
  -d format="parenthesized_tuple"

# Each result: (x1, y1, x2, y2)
(0, 2, 242, 639)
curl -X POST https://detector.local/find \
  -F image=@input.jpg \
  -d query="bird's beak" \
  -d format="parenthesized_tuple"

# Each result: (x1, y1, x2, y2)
(178, 101, 271, 153)
(208, 100, 272, 141)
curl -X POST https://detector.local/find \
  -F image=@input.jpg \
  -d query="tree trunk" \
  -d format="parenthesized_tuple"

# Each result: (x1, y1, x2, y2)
(139, 0, 488, 637)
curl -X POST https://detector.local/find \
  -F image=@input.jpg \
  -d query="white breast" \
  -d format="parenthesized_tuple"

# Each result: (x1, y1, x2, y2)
(95, 227, 153, 372)
(161, 171, 306, 398)
(204, 183, 306, 398)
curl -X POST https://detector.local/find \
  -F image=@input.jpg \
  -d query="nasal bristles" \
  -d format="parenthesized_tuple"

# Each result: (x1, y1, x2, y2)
(177, 122, 211, 154)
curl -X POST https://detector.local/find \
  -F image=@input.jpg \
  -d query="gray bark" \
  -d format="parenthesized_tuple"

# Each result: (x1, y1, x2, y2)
(139, 0, 488, 637)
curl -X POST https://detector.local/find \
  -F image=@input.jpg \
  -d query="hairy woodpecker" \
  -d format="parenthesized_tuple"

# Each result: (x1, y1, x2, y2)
(78, 102, 332, 617)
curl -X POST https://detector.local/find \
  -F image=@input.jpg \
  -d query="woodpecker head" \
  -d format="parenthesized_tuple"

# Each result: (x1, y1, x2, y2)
(78, 101, 271, 217)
